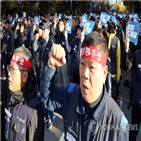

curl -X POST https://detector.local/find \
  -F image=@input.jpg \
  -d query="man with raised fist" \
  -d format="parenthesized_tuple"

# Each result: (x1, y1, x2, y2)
(40, 31, 129, 141)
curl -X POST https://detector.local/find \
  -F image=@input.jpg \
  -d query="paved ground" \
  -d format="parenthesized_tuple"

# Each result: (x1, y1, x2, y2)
(44, 70, 141, 141)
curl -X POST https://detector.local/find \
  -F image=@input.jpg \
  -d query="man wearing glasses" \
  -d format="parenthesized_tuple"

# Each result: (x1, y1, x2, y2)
(1, 46, 44, 141)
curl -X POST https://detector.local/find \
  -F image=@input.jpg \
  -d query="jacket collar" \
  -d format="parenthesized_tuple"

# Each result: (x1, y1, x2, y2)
(106, 30, 117, 39)
(10, 80, 37, 104)
(76, 86, 107, 124)
(44, 37, 49, 45)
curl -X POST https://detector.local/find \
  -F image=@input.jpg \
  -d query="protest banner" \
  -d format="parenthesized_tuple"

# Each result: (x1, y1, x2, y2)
(59, 13, 63, 20)
(16, 14, 18, 19)
(93, 13, 96, 18)
(23, 12, 26, 18)
(133, 13, 139, 22)
(126, 21, 140, 45)
(12, 20, 15, 26)
(82, 14, 87, 23)
(68, 15, 72, 20)
(66, 20, 72, 34)
(35, 16, 40, 29)
(18, 18, 21, 23)
(84, 20, 95, 36)
(100, 12, 110, 26)
(9, 16, 12, 22)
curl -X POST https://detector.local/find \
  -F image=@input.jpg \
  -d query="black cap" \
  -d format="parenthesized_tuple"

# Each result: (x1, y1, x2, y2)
(5, 19, 10, 24)
(40, 23, 50, 30)
(77, 24, 84, 31)
(39, 22, 43, 28)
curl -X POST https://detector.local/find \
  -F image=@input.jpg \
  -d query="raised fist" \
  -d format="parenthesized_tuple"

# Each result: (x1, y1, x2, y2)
(48, 44, 66, 68)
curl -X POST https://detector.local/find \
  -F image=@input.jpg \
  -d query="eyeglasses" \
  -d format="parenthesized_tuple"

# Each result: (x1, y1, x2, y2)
(7, 65, 27, 75)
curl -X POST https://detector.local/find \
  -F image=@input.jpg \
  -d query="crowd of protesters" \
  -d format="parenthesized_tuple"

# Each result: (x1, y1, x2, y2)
(1, 11, 141, 141)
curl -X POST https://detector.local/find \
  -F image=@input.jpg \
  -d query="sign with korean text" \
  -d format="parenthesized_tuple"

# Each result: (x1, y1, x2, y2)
(66, 20, 72, 34)
(59, 13, 62, 20)
(100, 12, 110, 26)
(16, 14, 18, 19)
(68, 15, 72, 20)
(126, 21, 140, 45)
(84, 20, 95, 36)
(35, 16, 40, 29)
(18, 18, 21, 23)
(23, 12, 26, 18)
(82, 14, 87, 23)
(133, 13, 139, 22)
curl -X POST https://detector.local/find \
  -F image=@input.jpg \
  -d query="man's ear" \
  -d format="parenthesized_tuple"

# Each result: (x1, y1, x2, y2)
(103, 65, 108, 84)
(22, 71, 28, 83)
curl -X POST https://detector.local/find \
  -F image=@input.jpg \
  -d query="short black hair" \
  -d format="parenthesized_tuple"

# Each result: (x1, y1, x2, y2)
(59, 19, 66, 26)
(76, 17, 80, 23)
(39, 22, 43, 28)
(90, 16, 95, 22)
(5, 19, 10, 24)
(23, 17, 28, 22)
(116, 17, 122, 25)
(77, 24, 84, 31)
(72, 17, 76, 22)
(82, 31, 108, 56)
(20, 22, 26, 29)
(42, 19, 46, 23)
(96, 28, 103, 35)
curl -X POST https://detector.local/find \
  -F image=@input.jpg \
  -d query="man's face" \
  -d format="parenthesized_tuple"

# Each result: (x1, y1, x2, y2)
(55, 13, 57, 17)
(58, 21, 65, 32)
(38, 28, 42, 37)
(24, 18, 28, 25)
(5, 23, 9, 30)
(96, 19, 100, 26)
(108, 22, 115, 28)
(77, 28, 82, 39)
(76, 18, 79, 25)
(107, 22, 115, 34)
(8, 60, 27, 93)
(72, 19, 76, 28)
(79, 57, 107, 103)
(42, 28, 50, 40)
(28, 19, 31, 25)
(33, 23, 36, 29)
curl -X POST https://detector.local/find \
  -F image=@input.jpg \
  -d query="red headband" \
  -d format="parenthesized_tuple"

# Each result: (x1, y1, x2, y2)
(81, 45, 107, 67)
(11, 53, 32, 70)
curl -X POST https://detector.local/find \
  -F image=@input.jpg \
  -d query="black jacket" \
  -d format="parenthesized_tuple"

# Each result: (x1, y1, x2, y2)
(3, 27, 14, 53)
(0, 29, 4, 50)
(40, 65, 129, 141)
(51, 22, 67, 55)
(33, 37, 53, 69)
(1, 79, 44, 141)
(14, 29, 28, 48)
(123, 49, 141, 107)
